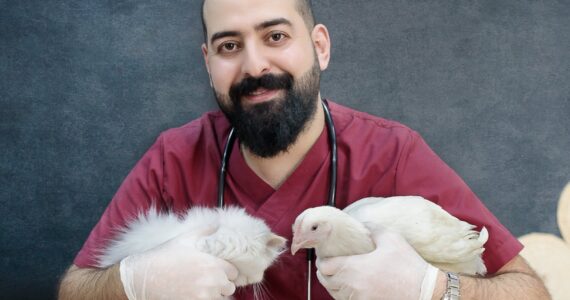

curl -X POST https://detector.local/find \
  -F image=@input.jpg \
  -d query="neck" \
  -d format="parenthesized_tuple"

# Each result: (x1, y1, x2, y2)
(241, 97, 325, 189)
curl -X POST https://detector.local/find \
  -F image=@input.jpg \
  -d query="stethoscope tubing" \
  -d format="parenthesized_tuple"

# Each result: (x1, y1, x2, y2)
(218, 127, 236, 208)
(217, 100, 338, 300)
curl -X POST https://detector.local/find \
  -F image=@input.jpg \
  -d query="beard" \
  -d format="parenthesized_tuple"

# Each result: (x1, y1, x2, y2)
(214, 59, 321, 158)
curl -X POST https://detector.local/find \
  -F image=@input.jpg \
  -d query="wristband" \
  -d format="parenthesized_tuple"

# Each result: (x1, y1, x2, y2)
(119, 257, 137, 300)
(419, 265, 439, 300)
(442, 272, 460, 300)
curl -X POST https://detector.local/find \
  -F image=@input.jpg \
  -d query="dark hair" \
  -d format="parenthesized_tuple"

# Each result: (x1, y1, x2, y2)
(201, 0, 315, 44)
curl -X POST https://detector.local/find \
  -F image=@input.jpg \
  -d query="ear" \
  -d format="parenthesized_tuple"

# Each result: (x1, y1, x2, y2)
(267, 233, 287, 250)
(201, 43, 213, 87)
(311, 24, 331, 71)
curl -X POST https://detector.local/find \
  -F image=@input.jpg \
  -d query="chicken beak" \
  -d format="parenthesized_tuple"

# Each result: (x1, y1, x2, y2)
(291, 236, 312, 255)
(291, 240, 301, 255)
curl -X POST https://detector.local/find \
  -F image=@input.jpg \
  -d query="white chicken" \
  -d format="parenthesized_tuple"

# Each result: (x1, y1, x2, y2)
(98, 206, 287, 287)
(291, 196, 488, 275)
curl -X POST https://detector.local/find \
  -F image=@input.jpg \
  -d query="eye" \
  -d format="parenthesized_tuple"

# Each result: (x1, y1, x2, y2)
(311, 224, 318, 231)
(218, 41, 240, 54)
(267, 32, 288, 44)
(270, 33, 284, 41)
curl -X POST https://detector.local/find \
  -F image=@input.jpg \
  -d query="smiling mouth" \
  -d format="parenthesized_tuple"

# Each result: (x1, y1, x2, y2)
(250, 88, 270, 96)
(243, 88, 281, 103)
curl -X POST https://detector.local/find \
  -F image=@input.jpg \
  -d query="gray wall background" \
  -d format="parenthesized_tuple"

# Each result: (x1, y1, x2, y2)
(1, 0, 569, 299)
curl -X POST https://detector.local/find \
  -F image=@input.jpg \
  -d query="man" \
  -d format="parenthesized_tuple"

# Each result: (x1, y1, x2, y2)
(59, 0, 550, 299)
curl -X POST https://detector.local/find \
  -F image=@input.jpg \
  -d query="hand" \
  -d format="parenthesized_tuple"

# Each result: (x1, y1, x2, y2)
(316, 225, 440, 300)
(119, 227, 238, 300)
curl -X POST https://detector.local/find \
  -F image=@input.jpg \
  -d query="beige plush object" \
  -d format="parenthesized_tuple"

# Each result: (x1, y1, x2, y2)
(519, 233, 570, 300)
(558, 183, 570, 243)
(518, 182, 570, 300)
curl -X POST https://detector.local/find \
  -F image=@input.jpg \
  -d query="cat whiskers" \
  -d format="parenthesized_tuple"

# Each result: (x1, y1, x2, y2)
(252, 279, 272, 300)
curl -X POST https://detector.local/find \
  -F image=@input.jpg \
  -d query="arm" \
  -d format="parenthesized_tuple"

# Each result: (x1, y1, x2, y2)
(316, 228, 549, 300)
(58, 264, 127, 300)
(61, 231, 239, 300)
(432, 255, 550, 300)
(392, 131, 548, 298)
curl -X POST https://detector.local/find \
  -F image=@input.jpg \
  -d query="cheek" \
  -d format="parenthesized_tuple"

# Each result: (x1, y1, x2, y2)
(209, 58, 241, 91)
(269, 42, 315, 77)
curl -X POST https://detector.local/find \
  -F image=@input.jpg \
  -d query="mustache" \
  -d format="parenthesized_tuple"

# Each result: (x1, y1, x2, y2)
(229, 73, 294, 101)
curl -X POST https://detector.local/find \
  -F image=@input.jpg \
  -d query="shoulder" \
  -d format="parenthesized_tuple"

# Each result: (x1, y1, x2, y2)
(158, 110, 231, 151)
(327, 100, 420, 146)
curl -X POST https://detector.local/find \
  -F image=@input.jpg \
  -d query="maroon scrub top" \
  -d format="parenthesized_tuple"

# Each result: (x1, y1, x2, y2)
(74, 100, 523, 300)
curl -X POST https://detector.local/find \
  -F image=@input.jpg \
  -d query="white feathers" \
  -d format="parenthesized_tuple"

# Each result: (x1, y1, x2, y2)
(97, 206, 287, 286)
(293, 196, 489, 276)
(292, 206, 376, 257)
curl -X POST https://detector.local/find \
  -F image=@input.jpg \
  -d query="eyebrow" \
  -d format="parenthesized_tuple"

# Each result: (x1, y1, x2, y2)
(254, 18, 292, 31)
(210, 30, 241, 45)
(210, 18, 293, 45)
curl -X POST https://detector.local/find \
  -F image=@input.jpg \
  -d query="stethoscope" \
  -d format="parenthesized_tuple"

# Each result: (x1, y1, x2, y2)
(217, 100, 338, 300)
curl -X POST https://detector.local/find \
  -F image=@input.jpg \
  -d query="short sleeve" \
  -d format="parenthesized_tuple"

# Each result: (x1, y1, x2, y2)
(73, 134, 168, 268)
(394, 131, 523, 274)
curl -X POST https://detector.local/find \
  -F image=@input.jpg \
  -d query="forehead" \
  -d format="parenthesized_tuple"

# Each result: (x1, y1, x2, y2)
(203, 0, 303, 35)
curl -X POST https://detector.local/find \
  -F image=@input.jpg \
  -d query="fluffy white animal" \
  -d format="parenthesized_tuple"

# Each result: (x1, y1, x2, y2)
(97, 206, 287, 287)
(291, 196, 489, 275)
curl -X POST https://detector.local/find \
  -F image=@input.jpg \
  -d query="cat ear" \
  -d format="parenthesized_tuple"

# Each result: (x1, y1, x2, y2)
(267, 233, 287, 249)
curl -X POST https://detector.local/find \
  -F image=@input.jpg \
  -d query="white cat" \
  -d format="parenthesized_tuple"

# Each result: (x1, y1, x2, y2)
(97, 206, 287, 287)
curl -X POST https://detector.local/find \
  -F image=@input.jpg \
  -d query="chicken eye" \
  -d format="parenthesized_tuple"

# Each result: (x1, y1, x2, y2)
(311, 224, 318, 231)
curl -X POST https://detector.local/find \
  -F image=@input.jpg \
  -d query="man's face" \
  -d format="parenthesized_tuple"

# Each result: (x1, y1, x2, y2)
(202, 0, 329, 157)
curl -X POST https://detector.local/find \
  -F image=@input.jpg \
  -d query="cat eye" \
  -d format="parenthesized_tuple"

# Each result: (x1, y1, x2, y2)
(311, 225, 318, 231)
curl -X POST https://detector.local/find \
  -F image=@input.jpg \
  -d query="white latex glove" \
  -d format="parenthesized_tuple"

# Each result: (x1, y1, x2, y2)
(316, 226, 440, 300)
(119, 228, 239, 300)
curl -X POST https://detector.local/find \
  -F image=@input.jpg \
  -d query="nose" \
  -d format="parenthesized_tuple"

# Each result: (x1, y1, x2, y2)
(241, 42, 270, 78)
